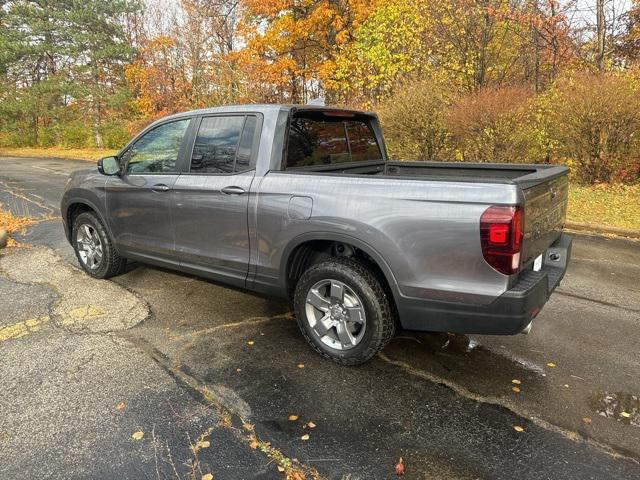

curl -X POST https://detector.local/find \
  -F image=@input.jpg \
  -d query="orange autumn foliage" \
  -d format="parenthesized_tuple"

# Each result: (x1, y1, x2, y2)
(125, 36, 192, 121)
(237, 0, 379, 103)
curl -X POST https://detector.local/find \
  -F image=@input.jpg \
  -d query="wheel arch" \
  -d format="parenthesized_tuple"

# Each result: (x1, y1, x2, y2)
(64, 198, 112, 244)
(281, 232, 401, 306)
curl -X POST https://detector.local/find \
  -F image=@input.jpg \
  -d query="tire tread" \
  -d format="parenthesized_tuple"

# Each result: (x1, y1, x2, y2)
(293, 256, 396, 365)
(72, 212, 127, 279)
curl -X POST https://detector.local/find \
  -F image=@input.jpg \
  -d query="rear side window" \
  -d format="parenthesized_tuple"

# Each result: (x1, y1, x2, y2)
(286, 113, 382, 169)
(236, 116, 258, 171)
(190, 115, 258, 174)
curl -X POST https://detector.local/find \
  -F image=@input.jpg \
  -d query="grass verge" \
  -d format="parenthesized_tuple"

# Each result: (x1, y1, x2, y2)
(568, 184, 640, 231)
(0, 146, 117, 161)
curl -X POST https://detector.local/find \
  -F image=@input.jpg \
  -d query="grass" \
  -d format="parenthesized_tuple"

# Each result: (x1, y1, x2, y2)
(0, 146, 117, 161)
(568, 184, 640, 230)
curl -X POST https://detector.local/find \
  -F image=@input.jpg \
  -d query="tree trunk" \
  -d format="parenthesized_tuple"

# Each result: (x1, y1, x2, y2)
(596, 0, 605, 70)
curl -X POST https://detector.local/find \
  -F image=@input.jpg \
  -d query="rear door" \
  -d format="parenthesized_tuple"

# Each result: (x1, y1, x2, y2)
(172, 114, 261, 287)
(106, 117, 192, 261)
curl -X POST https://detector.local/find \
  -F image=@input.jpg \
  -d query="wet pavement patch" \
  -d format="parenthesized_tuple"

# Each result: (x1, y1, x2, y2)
(151, 316, 640, 479)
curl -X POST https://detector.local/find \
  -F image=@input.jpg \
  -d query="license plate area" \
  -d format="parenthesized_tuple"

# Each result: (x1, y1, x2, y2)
(533, 254, 543, 272)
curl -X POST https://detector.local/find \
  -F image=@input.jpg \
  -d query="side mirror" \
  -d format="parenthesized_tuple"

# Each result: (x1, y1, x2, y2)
(98, 156, 120, 176)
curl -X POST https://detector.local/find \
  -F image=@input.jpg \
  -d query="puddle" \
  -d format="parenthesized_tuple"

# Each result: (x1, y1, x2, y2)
(591, 391, 640, 427)
(409, 332, 479, 354)
(405, 332, 546, 375)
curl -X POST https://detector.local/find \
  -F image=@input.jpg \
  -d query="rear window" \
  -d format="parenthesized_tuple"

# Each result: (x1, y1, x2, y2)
(286, 112, 382, 169)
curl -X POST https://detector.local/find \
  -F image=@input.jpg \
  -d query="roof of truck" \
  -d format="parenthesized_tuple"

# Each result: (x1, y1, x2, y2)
(155, 104, 375, 124)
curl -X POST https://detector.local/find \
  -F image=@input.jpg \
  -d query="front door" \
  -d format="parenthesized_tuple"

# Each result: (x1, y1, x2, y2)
(106, 118, 192, 262)
(172, 114, 261, 287)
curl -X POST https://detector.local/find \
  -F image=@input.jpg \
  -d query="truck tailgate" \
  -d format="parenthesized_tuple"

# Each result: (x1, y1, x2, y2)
(521, 174, 569, 267)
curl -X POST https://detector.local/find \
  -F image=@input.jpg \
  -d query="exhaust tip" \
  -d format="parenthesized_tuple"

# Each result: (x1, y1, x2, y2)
(521, 321, 533, 335)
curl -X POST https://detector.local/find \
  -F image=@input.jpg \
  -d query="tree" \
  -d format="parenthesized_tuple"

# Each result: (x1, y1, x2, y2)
(237, 0, 376, 103)
(0, 0, 141, 147)
(67, 0, 141, 147)
(330, 0, 432, 104)
(125, 36, 191, 119)
(617, 0, 640, 64)
(597, 0, 605, 70)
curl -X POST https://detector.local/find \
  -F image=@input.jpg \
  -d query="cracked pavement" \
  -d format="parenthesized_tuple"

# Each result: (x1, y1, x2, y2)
(1, 156, 640, 479)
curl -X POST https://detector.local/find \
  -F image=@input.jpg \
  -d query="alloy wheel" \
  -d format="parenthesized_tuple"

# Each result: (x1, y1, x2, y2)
(304, 279, 366, 350)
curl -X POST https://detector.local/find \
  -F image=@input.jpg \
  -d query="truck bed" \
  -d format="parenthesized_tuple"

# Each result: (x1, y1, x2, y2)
(292, 159, 569, 270)
(299, 159, 568, 190)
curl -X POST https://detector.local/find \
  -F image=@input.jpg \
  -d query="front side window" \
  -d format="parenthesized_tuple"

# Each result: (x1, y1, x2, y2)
(123, 119, 190, 174)
(190, 115, 258, 174)
(286, 113, 383, 169)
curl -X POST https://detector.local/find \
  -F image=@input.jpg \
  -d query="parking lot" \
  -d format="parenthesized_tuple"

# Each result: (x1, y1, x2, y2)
(1, 156, 639, 479)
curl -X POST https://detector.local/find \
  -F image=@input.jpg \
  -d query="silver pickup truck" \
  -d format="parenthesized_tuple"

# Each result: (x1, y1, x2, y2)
(61, 104, 572, 364)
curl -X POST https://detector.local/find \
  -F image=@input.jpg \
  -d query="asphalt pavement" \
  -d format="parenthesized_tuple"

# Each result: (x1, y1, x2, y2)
(1, 156, 639, 479)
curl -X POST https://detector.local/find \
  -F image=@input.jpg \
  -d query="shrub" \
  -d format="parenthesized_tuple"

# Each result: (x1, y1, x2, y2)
(376, 79, 453, 161)
(542, 73, 640, 184)
(37, 126, 58, 147)
(60, 122, 92, 148)
(100, 122, 130, 150)
(445, 86, 533, 163)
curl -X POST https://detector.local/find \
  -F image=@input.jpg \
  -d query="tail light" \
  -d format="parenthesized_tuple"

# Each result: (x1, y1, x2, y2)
(480, 205, 523, 275)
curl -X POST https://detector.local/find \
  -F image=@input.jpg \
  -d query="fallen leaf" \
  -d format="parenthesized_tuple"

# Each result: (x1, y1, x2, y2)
(202, 474, 213, 480)
(546, 362, 556, 368)
(307, 421, 316, 429)
(512, 387, 521, 393)
(511, 379, 521, 385)
(297, 363, 305, 369)
(277, 465, 285, 472)
(288, 415, 299, 421)
(513, 426, 524, 432)
(247, 341, 255, 346)
(132, 431, 144, 440)
(116, 401, 126, 411)
(582, 417, 592, 424)
(197, 440, 210, 449)
(621, 412, 631, 418)
(564, 384, 569, 388)
(300, 434, 310, 441)
(395, 457, 405, 476)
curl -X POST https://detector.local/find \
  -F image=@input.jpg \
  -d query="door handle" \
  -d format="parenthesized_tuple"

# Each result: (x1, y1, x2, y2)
(152, 183, 171, 192)
(221, 186, 246, 195)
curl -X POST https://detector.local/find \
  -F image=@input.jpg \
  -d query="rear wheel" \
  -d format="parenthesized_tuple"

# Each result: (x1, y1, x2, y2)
(72, 211, 126, 279)
(293, 257, 396, 365)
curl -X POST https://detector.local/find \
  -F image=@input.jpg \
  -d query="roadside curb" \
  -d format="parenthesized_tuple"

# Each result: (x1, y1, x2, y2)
(565, 221, 640, 240)
(0, 228, 7, 248)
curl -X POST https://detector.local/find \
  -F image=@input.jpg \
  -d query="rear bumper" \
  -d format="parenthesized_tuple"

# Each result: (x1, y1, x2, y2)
(397, 233, 572, 335)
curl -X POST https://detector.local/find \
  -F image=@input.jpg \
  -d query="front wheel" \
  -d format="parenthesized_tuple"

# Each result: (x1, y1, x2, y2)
(72, 211, 127, 279)
(293, 257, 396, 365)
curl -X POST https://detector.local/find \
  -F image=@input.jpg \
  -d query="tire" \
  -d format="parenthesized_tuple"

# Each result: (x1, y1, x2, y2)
(72, 211, 127, 279)
(293, 256, 396, 365)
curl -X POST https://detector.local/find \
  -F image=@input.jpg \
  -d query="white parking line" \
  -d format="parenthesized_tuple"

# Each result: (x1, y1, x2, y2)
(31, 165, 67, 176)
